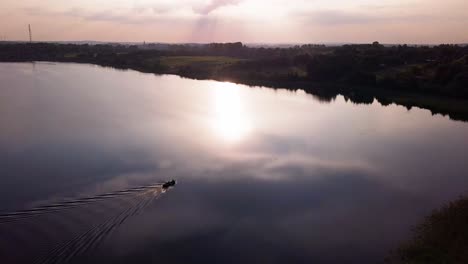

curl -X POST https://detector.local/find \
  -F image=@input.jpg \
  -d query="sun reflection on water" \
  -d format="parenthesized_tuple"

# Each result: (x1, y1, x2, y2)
(211, 82, 251, 142)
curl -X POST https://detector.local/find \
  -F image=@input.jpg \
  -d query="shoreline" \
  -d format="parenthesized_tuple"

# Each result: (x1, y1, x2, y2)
(5, 59, 468, 123)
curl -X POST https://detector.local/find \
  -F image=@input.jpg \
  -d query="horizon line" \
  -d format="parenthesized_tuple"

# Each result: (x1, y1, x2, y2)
(1, 40, 468, 46)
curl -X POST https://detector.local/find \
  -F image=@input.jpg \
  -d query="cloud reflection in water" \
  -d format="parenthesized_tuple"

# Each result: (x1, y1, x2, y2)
(1, 63, 468, 263)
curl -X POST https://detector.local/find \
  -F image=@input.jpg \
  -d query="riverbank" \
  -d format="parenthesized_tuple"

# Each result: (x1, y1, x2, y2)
(1, 42, 468, 121)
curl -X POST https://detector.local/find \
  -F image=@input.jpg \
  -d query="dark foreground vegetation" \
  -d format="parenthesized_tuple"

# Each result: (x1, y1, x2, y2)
(1, 42, 468, 121)
(387, 197, 468, 263)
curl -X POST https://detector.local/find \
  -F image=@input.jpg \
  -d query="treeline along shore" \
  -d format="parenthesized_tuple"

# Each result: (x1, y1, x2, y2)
(1, 42, 468, 121)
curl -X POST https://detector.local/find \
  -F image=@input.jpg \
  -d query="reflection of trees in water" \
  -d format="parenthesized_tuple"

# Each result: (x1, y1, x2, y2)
(305, 86, 468, 122)
(252, 82, 468, 122)
(387, 196, 468, 263)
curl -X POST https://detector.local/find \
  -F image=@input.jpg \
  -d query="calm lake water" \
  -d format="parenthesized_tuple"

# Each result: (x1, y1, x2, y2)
(1, 62, 468, 263)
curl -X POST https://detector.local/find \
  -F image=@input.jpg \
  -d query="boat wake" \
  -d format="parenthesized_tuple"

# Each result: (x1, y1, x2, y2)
(0, 182, 174, 263)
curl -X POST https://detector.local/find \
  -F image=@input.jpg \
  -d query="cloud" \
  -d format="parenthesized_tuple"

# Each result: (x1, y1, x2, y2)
(132, 4, 179, 15)
(193, 0, 242, 15)
(22, 6, 190, 25)
(305, 10, 377, 25)
(296, 9, 434, 26)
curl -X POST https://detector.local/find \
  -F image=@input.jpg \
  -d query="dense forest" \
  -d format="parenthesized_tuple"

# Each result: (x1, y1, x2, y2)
(1, 42, 468, 121)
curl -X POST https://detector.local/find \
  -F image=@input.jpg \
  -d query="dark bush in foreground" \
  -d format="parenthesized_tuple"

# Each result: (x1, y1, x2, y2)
(387, 197, 468, 263)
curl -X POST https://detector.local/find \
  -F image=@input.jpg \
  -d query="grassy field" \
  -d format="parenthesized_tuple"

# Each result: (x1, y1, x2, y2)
(159, 56, 244, 68)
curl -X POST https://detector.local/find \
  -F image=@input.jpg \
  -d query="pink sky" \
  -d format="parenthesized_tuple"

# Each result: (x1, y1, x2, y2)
(1, 0, 467, 44)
